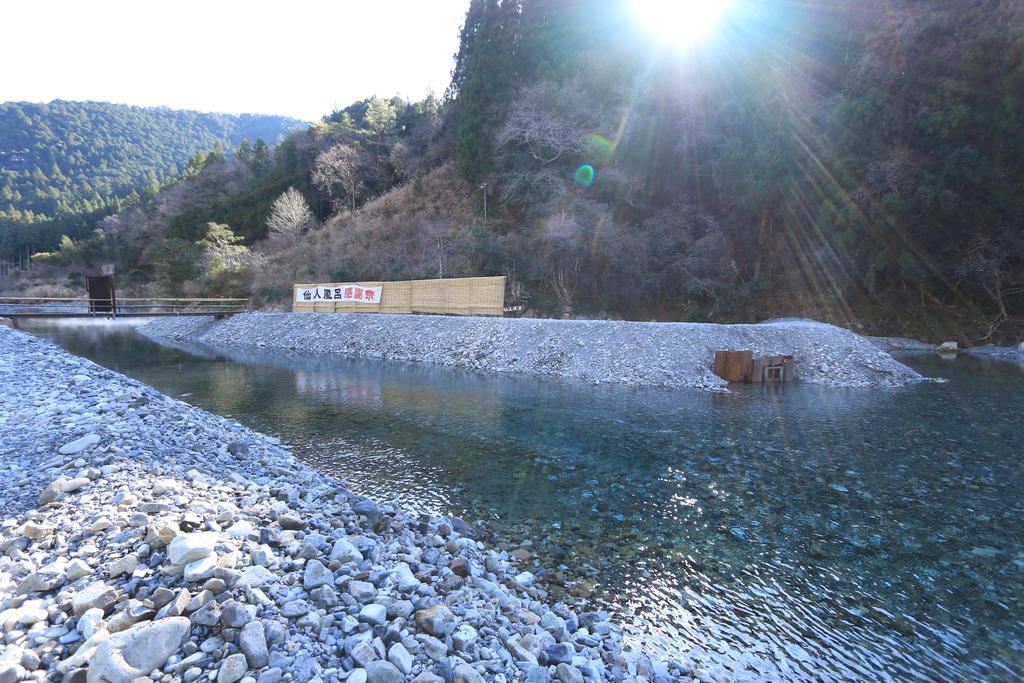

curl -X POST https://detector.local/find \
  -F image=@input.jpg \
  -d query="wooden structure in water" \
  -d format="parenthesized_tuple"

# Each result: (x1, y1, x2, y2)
(293, 276, 506, 317)
(714, 350, 797, 383)
(85, 275, 116, 313)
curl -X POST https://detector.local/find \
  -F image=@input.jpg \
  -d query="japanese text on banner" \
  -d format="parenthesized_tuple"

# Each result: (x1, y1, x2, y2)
(295, 284, 383, 304)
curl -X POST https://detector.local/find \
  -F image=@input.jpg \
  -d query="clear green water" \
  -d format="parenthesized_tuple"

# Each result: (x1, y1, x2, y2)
(23, 321, 1024, 681)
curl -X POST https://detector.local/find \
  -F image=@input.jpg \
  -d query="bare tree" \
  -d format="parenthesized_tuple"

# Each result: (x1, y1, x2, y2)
(266, 187, 314, 249)
(496, 82, 594, 164)
(312, 144, 362, 213)
(956, 235, 1024, 341)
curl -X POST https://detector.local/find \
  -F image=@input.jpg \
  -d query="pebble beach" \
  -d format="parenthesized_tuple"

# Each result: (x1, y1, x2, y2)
(0, 326, 679, 683)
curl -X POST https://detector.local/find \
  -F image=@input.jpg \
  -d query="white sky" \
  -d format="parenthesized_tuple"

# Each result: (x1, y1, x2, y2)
(1, 0, 470, 121)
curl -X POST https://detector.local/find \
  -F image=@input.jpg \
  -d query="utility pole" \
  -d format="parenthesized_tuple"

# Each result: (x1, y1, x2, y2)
(480, 182, 488, 224)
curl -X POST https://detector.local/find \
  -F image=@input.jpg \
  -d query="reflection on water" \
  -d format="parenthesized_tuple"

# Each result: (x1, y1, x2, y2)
(23, 320, 1024, 681)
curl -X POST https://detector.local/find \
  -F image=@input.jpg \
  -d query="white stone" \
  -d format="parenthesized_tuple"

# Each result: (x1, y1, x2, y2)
(66, 558, 92, 582)
(77, 608, 105, 639)
(107, 555, 139, 578)
(21, 521, 55, 539)
(225, 520, 255, 539)
(183, 555, 218, 582)
(60, 434, 101, 455)
(330, 538, 363, 564)
(358, 604, 387, 626)
(453, 624, 478, 651)
(236, 566, 276, 588)
(167, 532, 218, 564)
(61, 477, 92, 493)
(152, 479, 178, 495)
(514, 571, 535, 587)
(393, 562, 420, 592)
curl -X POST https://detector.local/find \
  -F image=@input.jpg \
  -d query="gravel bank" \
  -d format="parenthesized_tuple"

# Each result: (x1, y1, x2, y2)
(870, 335, 1024, 365)
(139, 313, 921, 390)
(0, 327, 679, 683)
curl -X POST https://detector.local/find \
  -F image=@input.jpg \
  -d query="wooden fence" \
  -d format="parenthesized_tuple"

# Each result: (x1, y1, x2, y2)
(293, 276, 506, 316)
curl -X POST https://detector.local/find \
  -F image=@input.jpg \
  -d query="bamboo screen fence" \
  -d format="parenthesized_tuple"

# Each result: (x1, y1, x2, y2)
(293, 276, 506, 316)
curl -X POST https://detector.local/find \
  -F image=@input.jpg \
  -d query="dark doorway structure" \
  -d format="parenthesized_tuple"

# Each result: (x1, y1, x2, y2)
(85, 275, 116, 314)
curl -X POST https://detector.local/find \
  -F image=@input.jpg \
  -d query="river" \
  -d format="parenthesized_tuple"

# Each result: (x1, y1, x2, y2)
(21, 320, 1024, 681)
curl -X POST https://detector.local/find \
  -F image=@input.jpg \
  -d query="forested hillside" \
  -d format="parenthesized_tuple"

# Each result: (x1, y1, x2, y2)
(7, 0, 1023, 342)
(0, 100, 303, 260)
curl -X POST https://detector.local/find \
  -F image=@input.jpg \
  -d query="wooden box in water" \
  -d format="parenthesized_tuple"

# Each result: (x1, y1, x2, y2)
(713, 351, 798, 383)
(713, 350, 753, 382)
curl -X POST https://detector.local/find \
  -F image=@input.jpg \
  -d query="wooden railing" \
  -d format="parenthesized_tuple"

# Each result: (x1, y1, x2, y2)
(0, 297, 249, 318)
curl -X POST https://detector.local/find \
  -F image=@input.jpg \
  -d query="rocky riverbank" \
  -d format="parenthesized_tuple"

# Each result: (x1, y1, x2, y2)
(0, 327, 681, 683)
(139, 314, 921, 390)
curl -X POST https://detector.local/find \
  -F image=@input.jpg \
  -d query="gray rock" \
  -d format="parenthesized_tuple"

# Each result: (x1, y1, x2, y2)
(453, 664, 485, 683)
(303, 559, 333, 590)
(191, 601, 221, 627)
(419, 635, 447, 662)
(238, 621, 269, 669)
(364, 661, 403, 683)
(393, 563, 420, 592)
(256, 668, 283, 683)
(73, 581, 118, 616)
(387, 643, 412, 675)
(523, 667, 551, 683)
(309, 584, 338, 609)
(453, 624, 478, 651)
(86, 617, 190, 683)
(410, 673, 444, 683)
(541, 644, 573, 665)
(359, 603, 387, 626)
(0, 664, 25, 683)
(555, 663, 584, 683)
(350, 641, 378, 668)
(540, 612, 567, 641)
(217, 653, 248, 683)
(415, 605, 456, 636)
(220, 600, 252, 628)
(281, 599, 310, 618)
(66, 558, 92, 582)
(183, 555, 218, 582)
(330, 538, 363, 564)
(347, 580, 377, 602)
(277, 513, 305, 530)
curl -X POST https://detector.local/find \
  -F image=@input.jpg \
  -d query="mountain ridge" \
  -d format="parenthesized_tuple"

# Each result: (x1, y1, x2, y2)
(0, 99, 306, 258)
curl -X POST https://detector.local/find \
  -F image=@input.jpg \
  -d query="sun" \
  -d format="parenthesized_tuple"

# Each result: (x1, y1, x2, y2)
(633, 0, 734, 49)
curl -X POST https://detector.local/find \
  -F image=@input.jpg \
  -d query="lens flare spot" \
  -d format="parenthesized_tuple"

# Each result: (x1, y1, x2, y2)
(582, 134, 616, 166)
(574, 164, 596, 187)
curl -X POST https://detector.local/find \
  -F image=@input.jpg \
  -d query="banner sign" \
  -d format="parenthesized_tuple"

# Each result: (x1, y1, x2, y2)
(294, 283, 382, 304)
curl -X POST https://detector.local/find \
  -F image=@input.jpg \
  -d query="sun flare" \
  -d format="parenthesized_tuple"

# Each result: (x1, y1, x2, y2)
(633, 0, 733, 48)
